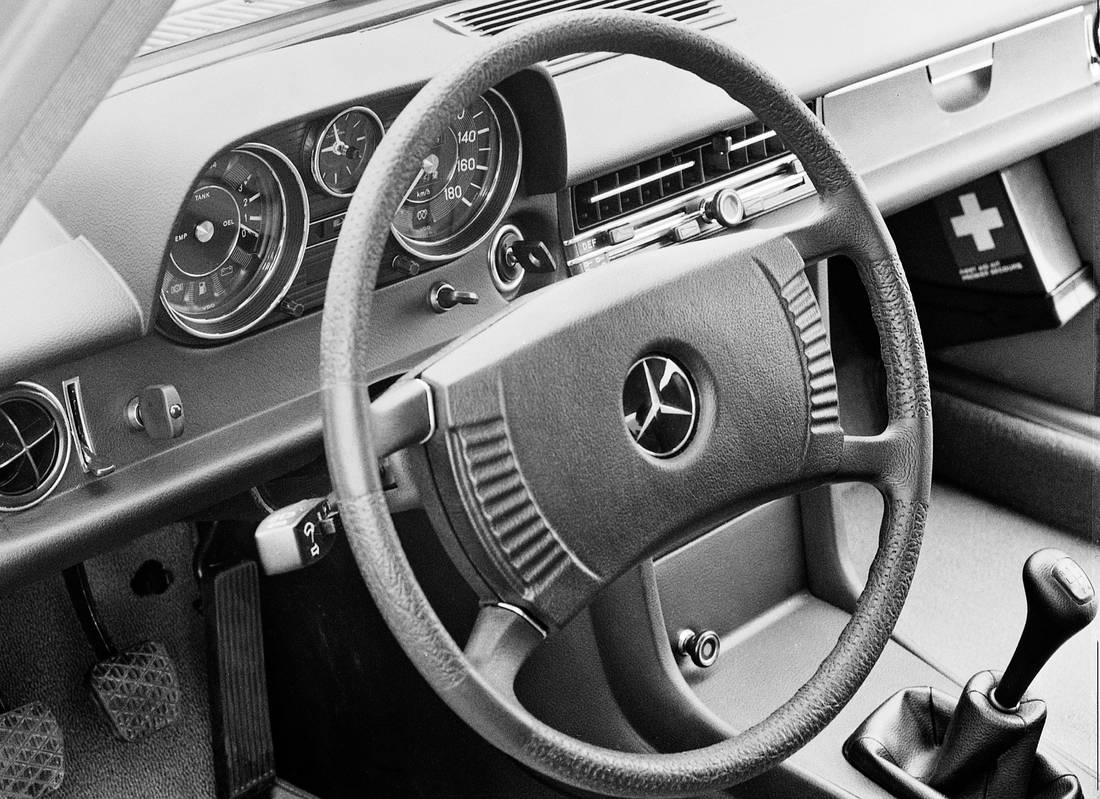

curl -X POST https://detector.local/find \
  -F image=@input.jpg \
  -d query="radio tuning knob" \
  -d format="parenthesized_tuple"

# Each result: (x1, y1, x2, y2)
(701, 187, 745, 229)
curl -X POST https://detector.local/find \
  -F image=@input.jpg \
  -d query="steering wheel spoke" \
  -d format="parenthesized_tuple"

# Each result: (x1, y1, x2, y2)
(783, 196, 852, 266)
(838, 416, 930, 491)
(369, 379, 436, 458)
(464, 604, 546, 697)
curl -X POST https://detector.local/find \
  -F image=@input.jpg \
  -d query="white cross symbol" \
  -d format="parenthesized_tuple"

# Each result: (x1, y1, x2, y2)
(950, 193, 1003, 252)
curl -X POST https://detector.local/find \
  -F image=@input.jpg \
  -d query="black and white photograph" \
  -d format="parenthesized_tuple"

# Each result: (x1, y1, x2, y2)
(0, 1, 1098, 797)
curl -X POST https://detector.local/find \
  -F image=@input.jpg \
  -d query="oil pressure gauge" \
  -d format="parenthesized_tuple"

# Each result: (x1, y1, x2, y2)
(309, 106, 384, 197)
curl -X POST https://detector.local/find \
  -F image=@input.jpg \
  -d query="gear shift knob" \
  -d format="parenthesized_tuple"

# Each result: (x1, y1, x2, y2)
(992, 549, 1096, 711)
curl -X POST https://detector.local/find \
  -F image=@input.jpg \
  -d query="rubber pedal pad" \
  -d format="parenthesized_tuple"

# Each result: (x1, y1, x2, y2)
(0, 702, 64, 799)
(89, 640, 181, 742)
(204, 560, 275, 799)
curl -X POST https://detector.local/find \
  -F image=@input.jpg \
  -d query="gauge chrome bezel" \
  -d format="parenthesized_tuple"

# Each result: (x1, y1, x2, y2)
(391, 89, 523, 262)
(311, 105, 386, 199)
(161, 142, 310, 341)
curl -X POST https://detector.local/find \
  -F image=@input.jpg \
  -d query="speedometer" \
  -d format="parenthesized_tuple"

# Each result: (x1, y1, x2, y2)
(391, 90, 521, 261)
(160, 144, 308, 340)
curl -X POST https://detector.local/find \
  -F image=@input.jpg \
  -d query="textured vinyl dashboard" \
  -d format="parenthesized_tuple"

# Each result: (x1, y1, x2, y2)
(0, 0, 1097, 587)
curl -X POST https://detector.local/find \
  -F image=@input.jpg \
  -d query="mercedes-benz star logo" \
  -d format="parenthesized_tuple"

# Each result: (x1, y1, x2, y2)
(622, 355, 698, 458)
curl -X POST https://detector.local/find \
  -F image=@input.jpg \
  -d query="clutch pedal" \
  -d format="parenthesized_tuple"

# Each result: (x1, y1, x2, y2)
(63, 564, 181, 742)
(0, 699, 64, 799)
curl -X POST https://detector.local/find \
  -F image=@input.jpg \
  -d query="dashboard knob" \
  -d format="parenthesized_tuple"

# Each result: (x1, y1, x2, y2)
(702, 187, 745, 228)
(429, 282, 480, 314)
(126, 385, 185, 440)
(675, 628, 721, 669)
(392, 254, 421, 277)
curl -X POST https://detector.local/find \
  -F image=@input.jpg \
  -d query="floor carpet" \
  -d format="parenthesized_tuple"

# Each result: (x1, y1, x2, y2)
(0, 523, 215, 798)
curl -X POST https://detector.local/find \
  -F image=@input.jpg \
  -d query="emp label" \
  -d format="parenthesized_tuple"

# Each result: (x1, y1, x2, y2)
(958, 259, 1024, 283)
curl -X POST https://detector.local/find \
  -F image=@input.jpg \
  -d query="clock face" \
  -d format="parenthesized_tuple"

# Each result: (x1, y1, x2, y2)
(311, 106, 384, 197)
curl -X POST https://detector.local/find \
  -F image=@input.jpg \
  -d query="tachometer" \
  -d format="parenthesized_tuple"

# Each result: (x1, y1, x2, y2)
(391, 90, 521, 261)
(160, 144, 308, 339)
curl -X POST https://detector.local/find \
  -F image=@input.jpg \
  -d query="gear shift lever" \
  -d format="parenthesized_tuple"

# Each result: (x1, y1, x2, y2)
(846, 548, 1096, 799)
(992, 549, 1097, 710)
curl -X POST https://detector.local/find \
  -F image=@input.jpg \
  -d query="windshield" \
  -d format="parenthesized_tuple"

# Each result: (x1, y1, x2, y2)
(139, 0, 332, 56)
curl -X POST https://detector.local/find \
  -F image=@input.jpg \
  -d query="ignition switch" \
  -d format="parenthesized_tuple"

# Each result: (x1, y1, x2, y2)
(489, 224, 525, 295)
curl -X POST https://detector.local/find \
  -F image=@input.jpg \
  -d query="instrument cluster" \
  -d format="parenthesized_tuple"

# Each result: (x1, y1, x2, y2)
(159, 89, 523, 341)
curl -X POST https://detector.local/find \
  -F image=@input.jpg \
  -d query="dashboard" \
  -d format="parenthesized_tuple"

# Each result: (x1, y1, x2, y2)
(0, 0, 1096, 587)
(159, 87, 529, 341)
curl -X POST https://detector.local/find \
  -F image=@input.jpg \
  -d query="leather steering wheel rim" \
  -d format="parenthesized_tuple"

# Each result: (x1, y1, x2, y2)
(320, 11, 932, 797)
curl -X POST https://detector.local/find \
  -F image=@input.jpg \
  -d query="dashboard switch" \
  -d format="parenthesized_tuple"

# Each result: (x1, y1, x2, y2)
(126, 385, 185, 440)
(429, 282, 480, 314)
(672, 219, 701, 242)
(607, 224, 635, 245)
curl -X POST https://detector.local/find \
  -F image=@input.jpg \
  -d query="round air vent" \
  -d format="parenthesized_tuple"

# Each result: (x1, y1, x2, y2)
(0, 382, 71, 511)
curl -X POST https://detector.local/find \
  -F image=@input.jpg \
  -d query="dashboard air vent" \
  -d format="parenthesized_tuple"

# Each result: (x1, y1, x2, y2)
(572, 119, 790, 231)
(0, 383, 71, 512)
(438, 0, 732, 74)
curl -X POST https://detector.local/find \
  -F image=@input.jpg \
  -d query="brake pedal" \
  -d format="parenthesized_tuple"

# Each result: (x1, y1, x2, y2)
(0, 700, 64, 798)
(63, 565, 181, 742)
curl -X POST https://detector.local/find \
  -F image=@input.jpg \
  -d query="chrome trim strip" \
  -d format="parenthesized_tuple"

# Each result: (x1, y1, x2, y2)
(719, 129, 777, 153)
(494, 602, 548, 638)
(414, 379, 436, 446)
(61, 376, 97, 474)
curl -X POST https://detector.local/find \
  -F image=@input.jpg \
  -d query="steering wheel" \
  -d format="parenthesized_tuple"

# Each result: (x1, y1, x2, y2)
(320, 11, 931, 797)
